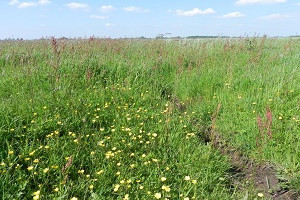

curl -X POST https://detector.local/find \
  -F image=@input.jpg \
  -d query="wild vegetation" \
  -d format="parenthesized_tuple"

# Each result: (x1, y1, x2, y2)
(0, 37, 299, 199)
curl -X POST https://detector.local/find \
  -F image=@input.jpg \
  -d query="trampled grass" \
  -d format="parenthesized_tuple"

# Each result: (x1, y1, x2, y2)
(0, 38, 299, 199)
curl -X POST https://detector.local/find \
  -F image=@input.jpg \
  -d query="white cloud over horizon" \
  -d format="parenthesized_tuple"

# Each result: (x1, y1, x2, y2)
(175, 8, 215, 16)
(9, 0, 19, 5)
(9, 0, 51, 8)
(236, 0, 287, 5)
(38, 0, 50, 5)
(18, 2, 36, 8)
(66, 2, 88, 9)
(123, 6, 149, 13)
(220, 12, 245, 18)
(100, 5, 115, 13)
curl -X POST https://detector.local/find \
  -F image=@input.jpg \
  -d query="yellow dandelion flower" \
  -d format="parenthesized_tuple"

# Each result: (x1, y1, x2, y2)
(162, 185, 171, 192)
(96, 170, 104, 175)
(123, 194, 129, 200)
(89, 185, 94, 190)
(184, 176, 191, 181)
(161, 177, 167, 182)
(54, 187, 59, 192)
(113, 184, 120, 192)
(33, 190, 40, 196)
(154, 193, 162, 199)
(27, 166, 34, 171)
(70, 197, 78, 200)
(192, 180, 197, 184)
(8, 151, 14, 155)
(43, 168, 49, 173)
(258, 193, 264, 198)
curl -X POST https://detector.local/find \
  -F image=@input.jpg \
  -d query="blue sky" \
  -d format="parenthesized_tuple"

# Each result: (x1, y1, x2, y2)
(1, 0, 300, 39)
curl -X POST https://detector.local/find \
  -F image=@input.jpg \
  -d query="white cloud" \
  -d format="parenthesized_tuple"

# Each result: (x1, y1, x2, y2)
(90, 15, 109, 19)
(100, 5, 115, 13)
(236, 0, 287, 5)
(105, 23, 115, 27)
(18, 2, 37, 8)
(9, 0, 19, 5)
(175, 8, 215, 16)
(11, 0, 50, 8)
(123, 6, 149, 13)
(66, 2, 88, 9)
(220, 12, 245, 18)
(38, 0, 50, 5)
(259, 13, 289, 19)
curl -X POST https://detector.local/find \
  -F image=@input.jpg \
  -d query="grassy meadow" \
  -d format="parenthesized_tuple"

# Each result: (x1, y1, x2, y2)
(0, 37, 299, 199)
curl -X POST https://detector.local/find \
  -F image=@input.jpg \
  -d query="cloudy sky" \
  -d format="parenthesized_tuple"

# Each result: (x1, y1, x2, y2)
(1, 0, 300, 39)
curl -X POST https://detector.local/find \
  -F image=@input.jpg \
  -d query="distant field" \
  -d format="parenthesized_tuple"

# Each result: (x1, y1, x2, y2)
(0, 38, 299, 199)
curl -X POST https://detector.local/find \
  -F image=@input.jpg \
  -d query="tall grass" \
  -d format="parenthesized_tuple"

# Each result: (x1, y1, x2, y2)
(0, 37, 299, 199)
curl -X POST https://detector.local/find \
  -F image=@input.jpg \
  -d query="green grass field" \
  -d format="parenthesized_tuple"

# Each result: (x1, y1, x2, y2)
(0, 38, 299, 199)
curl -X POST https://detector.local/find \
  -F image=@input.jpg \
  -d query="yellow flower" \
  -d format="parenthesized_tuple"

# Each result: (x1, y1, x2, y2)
(27, 166, 34, 171)
(78, 169, 84, 174)
(154, 193, 162, 199)
(161, 177, 167, 182)
(89, 185, 94, 190)
(54, 187, 59, 192)
(33, 190, 40, 196)
(184, 176, 191, 181)
(162, 185, 171, 192)
(33, 159, 39, 163)
(96, 170, 104, 175)
(43, 168, 49, 173)
(192, 179, 197, 184)
(8, 151, 14, 155)
(123, 194, 129, 200)
(258, 193, 264, 198)
(184, 198, 189, 200)
(113, 184, 120, 192)
(33, 195, 39, 200)
(70, 197, 78, 200)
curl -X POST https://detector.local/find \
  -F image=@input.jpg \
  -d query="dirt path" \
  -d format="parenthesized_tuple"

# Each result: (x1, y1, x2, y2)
(208, 104, 299, 200)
